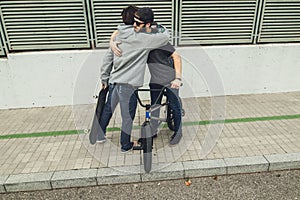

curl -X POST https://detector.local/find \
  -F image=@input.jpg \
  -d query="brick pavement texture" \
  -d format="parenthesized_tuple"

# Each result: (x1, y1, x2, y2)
(0, 92, 299, 185)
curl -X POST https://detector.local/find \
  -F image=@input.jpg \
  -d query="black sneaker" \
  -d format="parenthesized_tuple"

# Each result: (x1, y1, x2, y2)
(169, 133, 182, 146)
(121, 142, 133, 153)
(151, 127, 158, 139)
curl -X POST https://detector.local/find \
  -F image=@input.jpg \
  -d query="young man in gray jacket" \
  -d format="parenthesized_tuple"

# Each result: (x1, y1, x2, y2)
(98, 7, 169, 153)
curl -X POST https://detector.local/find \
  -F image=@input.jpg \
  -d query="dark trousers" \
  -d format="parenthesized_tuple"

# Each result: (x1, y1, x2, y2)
(149, 83, 182, 134)
(99, 84, 137, 149)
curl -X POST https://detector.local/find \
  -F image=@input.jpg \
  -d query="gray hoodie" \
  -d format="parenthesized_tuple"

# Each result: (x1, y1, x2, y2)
(101, 24, 169, 87)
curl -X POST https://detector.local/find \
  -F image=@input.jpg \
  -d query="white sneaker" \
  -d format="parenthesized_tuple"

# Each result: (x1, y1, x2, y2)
(96, 137, 107, 144)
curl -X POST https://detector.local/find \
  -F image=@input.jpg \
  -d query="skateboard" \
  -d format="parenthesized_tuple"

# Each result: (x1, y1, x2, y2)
(89, 87, 109, 144)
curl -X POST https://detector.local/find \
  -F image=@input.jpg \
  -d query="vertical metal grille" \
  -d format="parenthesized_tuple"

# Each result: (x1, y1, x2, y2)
(0, 32, 5, 56)
(179, 0, 259, 45)
(0, 0, 300, 55)
(0, 44, 5, 56)
(0, 0, 91, 51)
(91, 0, 174, 47)
(0, 13, 7, 56)
(258, 0, 300, 43)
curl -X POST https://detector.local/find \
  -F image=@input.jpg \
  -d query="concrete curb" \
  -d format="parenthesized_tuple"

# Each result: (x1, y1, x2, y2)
(97, 165, 141, 185)
(224, 156, 269, 174)
(182, 159, 227, 178)
(51, 169, 97, 189)
(0, 175, 9, 193)
(264, 153, 300, 171)
(1, 153, 300, 193)
(5, 172, 53, 193)
(141, 162, 184, 182)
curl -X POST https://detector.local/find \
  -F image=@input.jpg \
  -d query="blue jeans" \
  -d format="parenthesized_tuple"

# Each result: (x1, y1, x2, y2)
(99, 84, 137, 150)
(149, 83, 182, 134)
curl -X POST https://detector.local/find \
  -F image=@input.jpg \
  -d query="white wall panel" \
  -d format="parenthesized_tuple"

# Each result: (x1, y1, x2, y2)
(1, 44, 300, 109)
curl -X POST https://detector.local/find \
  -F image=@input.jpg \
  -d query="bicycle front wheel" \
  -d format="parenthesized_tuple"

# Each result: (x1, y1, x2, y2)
(142, 122, 152, 173)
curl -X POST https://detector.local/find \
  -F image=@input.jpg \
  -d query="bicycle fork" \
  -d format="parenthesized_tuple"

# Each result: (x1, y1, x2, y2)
(133, 104, 153, 152)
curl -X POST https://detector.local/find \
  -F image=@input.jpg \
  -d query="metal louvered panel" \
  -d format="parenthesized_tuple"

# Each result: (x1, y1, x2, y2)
(91, 0, 174, 48)
(0, 42, 5, 56)
(258, 0, 300, 43)
(0, 32, 5, 56)
(0, 10, 6, 56)
(179, 0, 258, 45)
(0, 0, 91, 51)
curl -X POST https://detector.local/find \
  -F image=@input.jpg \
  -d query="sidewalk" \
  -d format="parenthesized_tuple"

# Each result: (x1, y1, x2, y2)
(0, 92, 300, 193)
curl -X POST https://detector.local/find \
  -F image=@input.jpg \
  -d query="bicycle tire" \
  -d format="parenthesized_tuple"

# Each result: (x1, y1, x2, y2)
(166, 97, 185, 131)
(142, 123, 152, 173)
(167, 105, 175, 131)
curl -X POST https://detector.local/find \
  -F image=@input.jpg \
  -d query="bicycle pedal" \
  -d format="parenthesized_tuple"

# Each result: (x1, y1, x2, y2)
(133, 145, 142, 150)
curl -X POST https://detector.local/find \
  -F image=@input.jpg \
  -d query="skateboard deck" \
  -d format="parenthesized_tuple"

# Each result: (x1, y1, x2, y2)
(89, 87, 109, 144)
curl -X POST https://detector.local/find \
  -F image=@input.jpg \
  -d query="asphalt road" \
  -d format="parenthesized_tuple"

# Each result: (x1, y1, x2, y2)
(1, 170, 299, 200)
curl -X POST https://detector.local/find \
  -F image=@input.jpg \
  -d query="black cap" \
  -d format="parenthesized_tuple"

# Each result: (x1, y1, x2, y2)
(135, 7, 154, 24)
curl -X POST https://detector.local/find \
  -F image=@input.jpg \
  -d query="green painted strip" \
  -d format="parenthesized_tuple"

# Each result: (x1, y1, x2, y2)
(183, 114, 300, 126)
(0, 114, 300, 140)
(107, 127, 121, 131)
(0, 130, 78, 140)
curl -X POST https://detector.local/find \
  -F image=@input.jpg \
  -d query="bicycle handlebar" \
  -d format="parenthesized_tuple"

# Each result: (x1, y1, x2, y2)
(134, 85, 168, 108)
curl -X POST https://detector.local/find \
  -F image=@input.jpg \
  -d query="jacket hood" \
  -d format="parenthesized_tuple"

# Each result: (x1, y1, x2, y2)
(117, 24, 134, 39)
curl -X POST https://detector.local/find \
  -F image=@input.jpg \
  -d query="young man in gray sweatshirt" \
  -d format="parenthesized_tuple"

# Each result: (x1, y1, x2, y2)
(110, 18, 183, 146)
(98, 7, 169, 152)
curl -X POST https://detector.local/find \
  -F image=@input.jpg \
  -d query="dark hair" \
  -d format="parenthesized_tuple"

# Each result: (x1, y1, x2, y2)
(121, 5, 138, 25)
(135, 7, 154, 24)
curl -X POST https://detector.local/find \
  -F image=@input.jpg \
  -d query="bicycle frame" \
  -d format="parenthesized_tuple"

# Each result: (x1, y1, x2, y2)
(134, 86, 168, 122)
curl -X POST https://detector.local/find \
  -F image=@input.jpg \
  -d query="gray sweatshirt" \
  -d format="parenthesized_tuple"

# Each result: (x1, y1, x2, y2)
(101, 24, 169, 87)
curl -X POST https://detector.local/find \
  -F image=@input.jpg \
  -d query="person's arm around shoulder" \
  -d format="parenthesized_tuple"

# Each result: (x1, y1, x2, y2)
(140, 25, 170, 49)
(110, 30, 122, 57)
(170, 51, 183, 89)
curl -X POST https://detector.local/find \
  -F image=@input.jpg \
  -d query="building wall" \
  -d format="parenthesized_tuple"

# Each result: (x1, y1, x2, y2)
(1, 44, 300, 109)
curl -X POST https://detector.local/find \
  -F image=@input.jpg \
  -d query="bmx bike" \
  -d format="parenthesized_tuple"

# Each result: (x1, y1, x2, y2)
(132, 86, 185, 173)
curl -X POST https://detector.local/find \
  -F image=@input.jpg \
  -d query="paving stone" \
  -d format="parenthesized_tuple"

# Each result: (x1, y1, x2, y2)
(97, 166, 141, 185)
(0, 175, 8, 193)
(264, 153, 300, 171)
(182, 159, 227, 178)
(141, 162, 184, 182)
(5, 172, 53, 192)
(51, 169, 97, 189)
(224, 156, 269, 174)
(1, 93, 300, 193)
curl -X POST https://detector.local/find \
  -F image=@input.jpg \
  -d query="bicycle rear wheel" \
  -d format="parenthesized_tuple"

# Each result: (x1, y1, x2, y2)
(166, 97, 185, 131)
(141, 122, 152, 173)
(166, 105, 175, 131)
